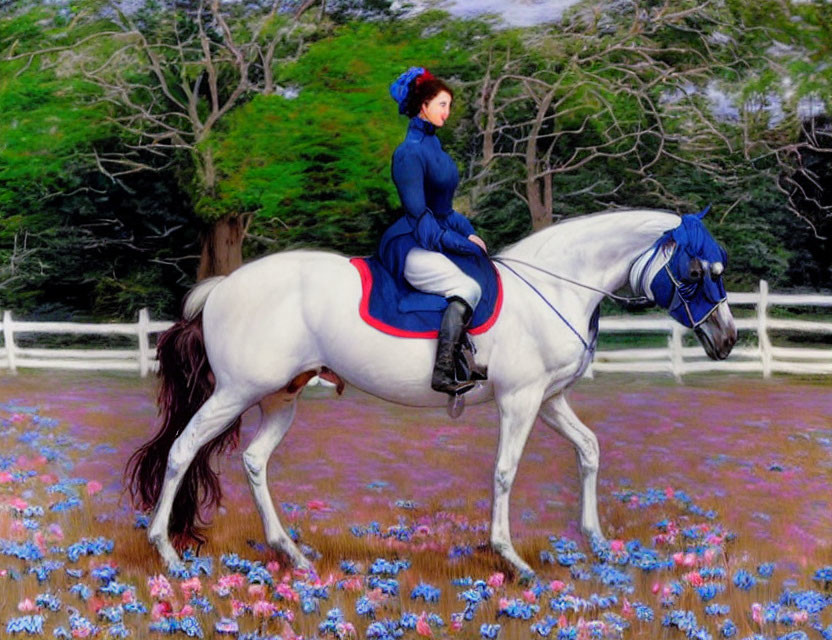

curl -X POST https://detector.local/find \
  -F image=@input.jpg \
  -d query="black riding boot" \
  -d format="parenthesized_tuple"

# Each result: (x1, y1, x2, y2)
(431, 297, 476, 395)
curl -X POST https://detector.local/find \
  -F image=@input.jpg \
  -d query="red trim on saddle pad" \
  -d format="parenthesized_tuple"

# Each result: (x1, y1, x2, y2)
(350, 257, 503, 339)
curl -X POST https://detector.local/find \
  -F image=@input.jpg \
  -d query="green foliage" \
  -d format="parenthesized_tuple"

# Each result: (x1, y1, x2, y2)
(206, 14, 483, 256)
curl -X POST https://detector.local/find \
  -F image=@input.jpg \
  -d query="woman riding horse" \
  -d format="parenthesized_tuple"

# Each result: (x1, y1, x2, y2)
(379, 67, 488, 396)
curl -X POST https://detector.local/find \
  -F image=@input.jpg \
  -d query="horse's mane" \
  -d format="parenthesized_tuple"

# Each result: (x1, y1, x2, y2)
(498, 208, 681, 259)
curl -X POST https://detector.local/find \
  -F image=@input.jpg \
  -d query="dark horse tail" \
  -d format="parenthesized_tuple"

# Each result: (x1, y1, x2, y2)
(125, 276, 242, 547)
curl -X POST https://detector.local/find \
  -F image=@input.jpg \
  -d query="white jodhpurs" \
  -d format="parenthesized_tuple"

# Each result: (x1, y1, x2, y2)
(403, 248, 482, 309)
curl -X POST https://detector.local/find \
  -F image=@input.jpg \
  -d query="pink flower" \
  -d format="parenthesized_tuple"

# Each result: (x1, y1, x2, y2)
(215, 618, 239, 634)
(651, 582, 661, 595)
(522, 589, 536, 603)
(151, 601, 173, 620)
(337, 622, 356, 638)
(751, 602, 763, 625)
(178, 605, 194, 618)
(610, 539, 625, 553)
(267, 561, 281, 573)
(451, 617, 463, 632)
(180, 577, 202, 597)
(148, 574, 173, 600)
(306, 499, 329, 511)
(558, 614, 568, 628)
(47, 523, 64, 541)
(10, 497, 28, 511)
(621, 598, 633, 619)
(247, 584, 266, 599)
(416, 611, 432, 637)
(231, 599, 248, 618)
(683, 571, 704, 587)
(0, 471, 13, 483)
(703, 548, 717, 565)
(213, 574, 245, 597)
(18, 598, 36, 612)
(122, 591, 135, 604)
(486, 572, 505, 588)
(275, 582, 299, 602)
(86, 481, 103, 496)
(793, 610, 808, 624)
(665, 486, 675, 499)
(341, 576, 363, 591)
(498, 598, 510, 610)
(252, 599, 277, 618)
(550, 580, 566, 593)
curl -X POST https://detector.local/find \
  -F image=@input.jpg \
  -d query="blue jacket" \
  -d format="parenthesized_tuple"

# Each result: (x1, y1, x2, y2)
(378, 117, 482, 285)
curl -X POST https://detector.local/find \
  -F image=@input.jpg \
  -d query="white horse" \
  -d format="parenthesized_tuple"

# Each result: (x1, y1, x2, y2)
(126, 208, 736, 575)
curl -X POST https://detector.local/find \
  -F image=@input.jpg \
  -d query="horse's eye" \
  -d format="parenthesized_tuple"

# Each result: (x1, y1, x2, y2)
(711, 262, 724, 277)
(686, 257, 704, 282)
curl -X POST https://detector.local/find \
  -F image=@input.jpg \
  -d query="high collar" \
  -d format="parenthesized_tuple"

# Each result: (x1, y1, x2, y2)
(408, 116, 436, 136)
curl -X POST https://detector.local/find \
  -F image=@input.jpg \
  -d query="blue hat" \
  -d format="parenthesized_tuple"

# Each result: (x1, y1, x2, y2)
(389, 67, 426, 115)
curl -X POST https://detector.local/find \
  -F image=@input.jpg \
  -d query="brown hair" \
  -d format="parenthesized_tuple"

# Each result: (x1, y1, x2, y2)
(404, 77, 454, 118)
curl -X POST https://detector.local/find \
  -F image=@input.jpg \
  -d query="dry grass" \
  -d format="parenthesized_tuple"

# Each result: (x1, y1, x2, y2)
(0, 369, 830, 639)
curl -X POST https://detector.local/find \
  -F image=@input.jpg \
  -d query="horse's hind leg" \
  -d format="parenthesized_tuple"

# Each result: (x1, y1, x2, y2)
(538, 393, 604, 540)
(148, 387, 251, 568)
(243, 392, 310, 570)
(490, 384, 545, 575)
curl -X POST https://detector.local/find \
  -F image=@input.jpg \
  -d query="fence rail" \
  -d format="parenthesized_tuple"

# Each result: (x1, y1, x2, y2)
(1, 280, 830, 380)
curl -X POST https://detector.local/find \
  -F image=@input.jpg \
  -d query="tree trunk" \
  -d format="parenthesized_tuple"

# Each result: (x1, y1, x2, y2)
(527, 174, 553, 232)
(197, 214, 246, 280)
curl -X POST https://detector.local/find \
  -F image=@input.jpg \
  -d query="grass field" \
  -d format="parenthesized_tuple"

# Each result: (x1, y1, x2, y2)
(0, 370, 830, 639)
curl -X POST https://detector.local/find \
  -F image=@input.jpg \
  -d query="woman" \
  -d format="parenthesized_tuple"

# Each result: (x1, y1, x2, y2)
(378, 67, 488, 396)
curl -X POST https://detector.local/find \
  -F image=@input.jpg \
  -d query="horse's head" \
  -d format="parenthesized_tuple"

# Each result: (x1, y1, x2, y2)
(638, 207, 737, 360)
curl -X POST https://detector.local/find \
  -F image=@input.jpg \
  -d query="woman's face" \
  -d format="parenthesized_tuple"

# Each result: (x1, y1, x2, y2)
(420, 90, 452, 127)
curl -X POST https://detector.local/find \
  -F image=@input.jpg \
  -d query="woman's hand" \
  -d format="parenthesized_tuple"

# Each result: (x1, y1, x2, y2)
(468, 234, 488, 254)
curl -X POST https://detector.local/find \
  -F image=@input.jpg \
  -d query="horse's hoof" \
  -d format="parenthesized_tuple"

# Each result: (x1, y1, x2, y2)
(517, 569, 537, 585)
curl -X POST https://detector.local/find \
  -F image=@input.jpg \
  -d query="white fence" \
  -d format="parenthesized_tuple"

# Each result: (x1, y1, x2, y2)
(0, 280, 830, 380)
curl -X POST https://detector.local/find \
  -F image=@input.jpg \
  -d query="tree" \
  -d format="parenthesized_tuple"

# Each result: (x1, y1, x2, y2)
(467, 1, 764, 231)
(4, 0, 332, 279)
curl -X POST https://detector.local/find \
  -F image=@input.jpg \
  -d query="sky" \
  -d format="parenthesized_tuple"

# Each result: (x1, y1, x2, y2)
(397, 0, 582, 27)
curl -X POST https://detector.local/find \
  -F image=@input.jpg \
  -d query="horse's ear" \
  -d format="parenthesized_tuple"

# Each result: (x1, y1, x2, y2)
(695, 204, 711, 220)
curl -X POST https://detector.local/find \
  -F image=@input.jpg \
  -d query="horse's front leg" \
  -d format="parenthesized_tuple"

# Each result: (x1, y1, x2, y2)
(490, 384, 546, 576)
(538, 393, 604, 541)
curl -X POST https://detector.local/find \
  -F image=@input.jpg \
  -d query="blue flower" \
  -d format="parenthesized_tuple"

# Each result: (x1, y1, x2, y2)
(497, 598, 540, 620)
(633, 602, 654, 621)
(705, 603, 730, 616)
(6, 615, 44, 635)
(480, 623, 501, 639)
(340, 560, 361, 575)
(35, 593, 61, 611)
(356, 596, 377, 618)
(697, 584, 725, 602)
(733, 570, 756, 591)
(411, 582, 441, 603)
(70, 583, 93, 600)
(720, 619, 737, 638)
(757, 563, 775, 578)
(813, 567, 832, 588)
(370, 558, 411, 575)
(106, 623, 130, 638)
(367, 576, 399, 596)
(366, 619, 403, 640)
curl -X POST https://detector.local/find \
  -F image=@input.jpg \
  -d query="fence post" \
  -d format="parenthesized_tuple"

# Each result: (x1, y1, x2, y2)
(670, 323, 684, 382)
(3, 310, 17, 374)
(757, 279, 772, 378)
(138, 308, 150, 378)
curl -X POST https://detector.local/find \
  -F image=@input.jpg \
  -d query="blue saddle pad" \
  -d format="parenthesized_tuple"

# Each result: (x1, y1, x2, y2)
(351, 255, 502, 338)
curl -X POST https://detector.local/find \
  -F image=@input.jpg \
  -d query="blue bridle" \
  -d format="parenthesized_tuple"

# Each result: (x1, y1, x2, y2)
(643, 206, 728, 329)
